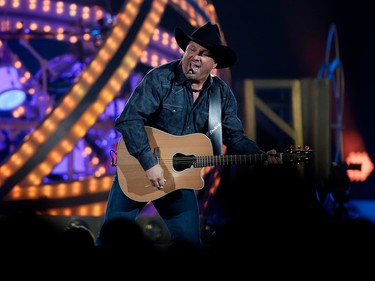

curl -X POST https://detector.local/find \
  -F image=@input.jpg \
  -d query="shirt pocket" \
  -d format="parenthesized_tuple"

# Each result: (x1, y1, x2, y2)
(162, 103, 184, 114)
(157, 103, 186, 130)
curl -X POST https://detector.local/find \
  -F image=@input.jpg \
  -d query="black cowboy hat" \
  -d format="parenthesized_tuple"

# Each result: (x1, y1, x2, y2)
(174, 22, 237, 69)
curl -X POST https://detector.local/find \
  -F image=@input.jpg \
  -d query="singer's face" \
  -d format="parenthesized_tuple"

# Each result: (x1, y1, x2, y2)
(182, 41, 218, 82)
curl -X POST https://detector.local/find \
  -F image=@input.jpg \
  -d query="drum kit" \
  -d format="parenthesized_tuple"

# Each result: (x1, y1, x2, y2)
(0, 30, 92, 167)
(0, 24, 136, 168)
(0, 26, 105, 119)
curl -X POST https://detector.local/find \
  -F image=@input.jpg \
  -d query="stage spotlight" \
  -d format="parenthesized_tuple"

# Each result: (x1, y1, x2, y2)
(0, 66, 26, 111)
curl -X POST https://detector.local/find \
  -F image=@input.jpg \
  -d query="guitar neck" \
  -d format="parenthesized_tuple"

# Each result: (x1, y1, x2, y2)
(194, 153, 276, 167)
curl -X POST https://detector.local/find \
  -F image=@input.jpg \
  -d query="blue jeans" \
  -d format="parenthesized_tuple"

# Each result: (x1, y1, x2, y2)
(96, 172, 202, 248)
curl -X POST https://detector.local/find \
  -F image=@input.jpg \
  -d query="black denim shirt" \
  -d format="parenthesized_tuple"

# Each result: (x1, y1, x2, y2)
(115, 60, 263, 170)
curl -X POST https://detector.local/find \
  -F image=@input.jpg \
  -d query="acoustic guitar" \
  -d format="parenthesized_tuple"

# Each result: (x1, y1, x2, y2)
(116, 126, 312, 202)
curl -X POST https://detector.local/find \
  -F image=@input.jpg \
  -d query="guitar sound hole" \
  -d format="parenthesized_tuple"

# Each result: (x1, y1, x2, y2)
(173, 153, 196, 172)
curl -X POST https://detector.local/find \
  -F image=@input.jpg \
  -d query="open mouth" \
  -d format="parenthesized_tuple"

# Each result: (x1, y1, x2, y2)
(189, 63, 200, 73)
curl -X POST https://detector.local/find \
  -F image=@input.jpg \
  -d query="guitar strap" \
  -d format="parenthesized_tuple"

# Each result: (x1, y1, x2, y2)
(208, 83, 222, 155)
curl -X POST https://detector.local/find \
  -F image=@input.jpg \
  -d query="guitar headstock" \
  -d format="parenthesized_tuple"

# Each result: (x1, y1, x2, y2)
(283, 145, 313, 164)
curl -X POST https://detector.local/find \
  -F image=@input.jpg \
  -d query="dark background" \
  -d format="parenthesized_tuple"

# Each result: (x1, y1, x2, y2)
(212, 0, 375, 196)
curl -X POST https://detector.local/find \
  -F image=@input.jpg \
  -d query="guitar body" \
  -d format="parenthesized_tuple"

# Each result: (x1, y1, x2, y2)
(117, 126, 214, 202)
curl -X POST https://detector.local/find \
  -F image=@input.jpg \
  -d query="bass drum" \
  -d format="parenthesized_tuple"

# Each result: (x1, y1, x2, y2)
(0, 66, 27, 111)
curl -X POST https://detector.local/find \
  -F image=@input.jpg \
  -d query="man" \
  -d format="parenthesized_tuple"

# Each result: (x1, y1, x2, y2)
(96, 22, 282, 249)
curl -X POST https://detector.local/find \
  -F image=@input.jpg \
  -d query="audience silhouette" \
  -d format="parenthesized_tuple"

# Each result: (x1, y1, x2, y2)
(1, 164, 375, 279)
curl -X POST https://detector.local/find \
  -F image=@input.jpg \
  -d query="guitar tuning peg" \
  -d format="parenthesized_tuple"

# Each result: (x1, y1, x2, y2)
(289, 145, 295, 149)
(304, 145, 310, 150)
